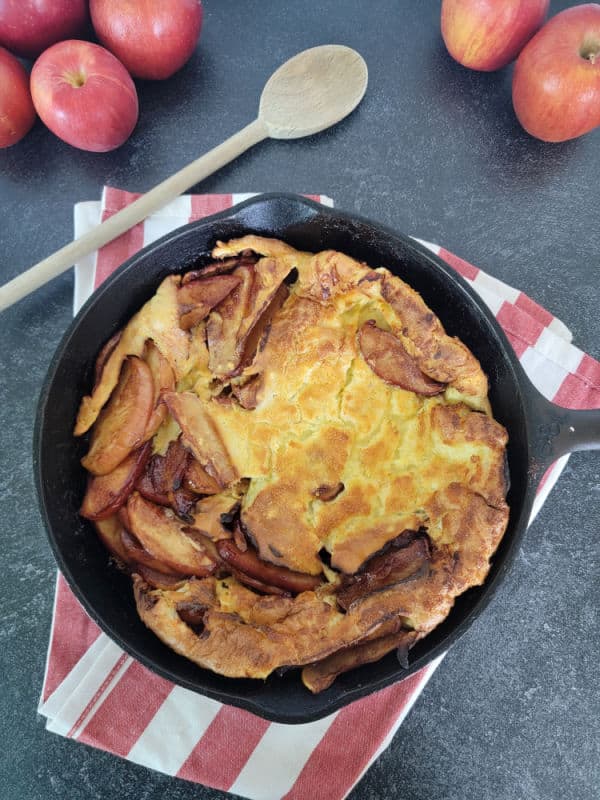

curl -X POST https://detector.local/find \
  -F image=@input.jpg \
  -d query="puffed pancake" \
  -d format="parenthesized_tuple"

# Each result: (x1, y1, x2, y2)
(76, 236, 509, 692)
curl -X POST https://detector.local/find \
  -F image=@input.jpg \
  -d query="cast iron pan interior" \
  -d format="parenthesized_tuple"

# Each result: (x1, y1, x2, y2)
(35, 194, 537, 723)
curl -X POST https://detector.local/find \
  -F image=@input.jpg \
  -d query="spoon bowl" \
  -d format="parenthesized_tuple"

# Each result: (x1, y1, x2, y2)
(259, 45, 368, 139)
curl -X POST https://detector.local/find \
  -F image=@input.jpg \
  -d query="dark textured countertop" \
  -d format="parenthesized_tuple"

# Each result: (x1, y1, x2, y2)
(1, 2, 598, 799)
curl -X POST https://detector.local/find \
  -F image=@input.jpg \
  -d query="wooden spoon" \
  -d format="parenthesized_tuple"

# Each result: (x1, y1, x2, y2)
(0, 45, 367, 312)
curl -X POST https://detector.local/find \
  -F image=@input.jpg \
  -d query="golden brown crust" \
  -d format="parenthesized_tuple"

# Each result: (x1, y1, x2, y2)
(133, 482, 507, 678)
(381, 273, 489, 403)
(79, 236, 510, 688)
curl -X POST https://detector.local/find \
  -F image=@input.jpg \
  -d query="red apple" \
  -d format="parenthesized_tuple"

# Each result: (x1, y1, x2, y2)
(512, 4, 600, 142)
(0, 0, 88, 60)
(90, 0, 203, 81)
(30, 40, 138, 152)
(441, 0, 549, 71)
(0, 47, 36, 147)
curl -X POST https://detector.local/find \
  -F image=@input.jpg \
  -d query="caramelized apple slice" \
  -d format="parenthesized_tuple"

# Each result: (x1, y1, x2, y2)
(206, 264, 255, 376)
(176, 601, 209, 627)
(358, 320, 445, 396)
(178, 308, 210, 331)
(136, 441, 185, 507)
(231, 374, 263, 410)
(141, 438, 189, 502)
(163, 391, 238, 488)
(207, 258, 291, 377)
(93, 515, 131, 564)
(117, 504, 131, 531)
(178, 273, 242, 330)
(135, 467, 168, 507)
(80, 442, 151, 521)
(312, 482, 344, 501)
(169, 487, 198, 521)
(337, 529, 431, 611)
(135, 438, 211, 518)
(142, 340, 176, 441)
(120, 528, 183, 574)
(301, 628, 418, 693)
(182, 260, 238, 284)
(216, 537, 322, 595)
(81, 356, 155, 476)
(93, 330, 122, 391)
(229, 569, 291, 597)
(127, 492, 217, 577)
(180, 525, 220, 558)
(75, 276, 189, 436)
(238, 281, 289, 373)
(184, 457, 221, 496)
(134, 565, 189, 590)
(181, 251, 258, 284)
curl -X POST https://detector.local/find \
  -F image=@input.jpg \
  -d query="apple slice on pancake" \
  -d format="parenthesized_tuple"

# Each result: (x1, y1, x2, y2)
(81, 356, 155, 476)
(177, 273, 242, 330)
(184, 457, 221, 496)
(92, 330, 122, 391)
(358, 320, 445, 396)
(75, 275, 189, 435)
(93, 515, 131, 564)
(80, 442, 151, 520)
(205, 264, 254, 377)
(126, 492, 217, 577)
(206, 258, 291, 378)
(142, 340, 175, 440)
(216, 537, 322, 595)
(133, 566, 189, 591)
(181, 248, 261, 285)
(136, 437, 190, 507)
(163, 391, 238, 488)
(120, 528, 185, 575)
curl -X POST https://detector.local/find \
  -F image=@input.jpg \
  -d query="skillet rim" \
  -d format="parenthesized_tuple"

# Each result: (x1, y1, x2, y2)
(34, 192, 538, 723)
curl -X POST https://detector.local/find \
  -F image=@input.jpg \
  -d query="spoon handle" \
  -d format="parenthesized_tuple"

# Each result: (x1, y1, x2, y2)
(0, 118, 268, 313)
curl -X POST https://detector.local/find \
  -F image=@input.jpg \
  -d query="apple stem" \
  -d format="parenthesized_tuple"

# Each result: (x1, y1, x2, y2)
(64, 71, 86, 88)
(580, 41, 600, 63)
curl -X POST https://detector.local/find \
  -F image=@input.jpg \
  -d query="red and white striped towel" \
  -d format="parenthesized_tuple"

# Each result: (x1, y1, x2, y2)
(39, 188, 600, 800)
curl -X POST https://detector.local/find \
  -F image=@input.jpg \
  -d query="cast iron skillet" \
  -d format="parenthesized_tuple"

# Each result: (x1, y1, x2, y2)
(34, 194, 600, 724)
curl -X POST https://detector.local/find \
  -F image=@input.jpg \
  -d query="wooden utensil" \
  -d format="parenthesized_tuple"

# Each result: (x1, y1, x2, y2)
(0, 45, 367, 312)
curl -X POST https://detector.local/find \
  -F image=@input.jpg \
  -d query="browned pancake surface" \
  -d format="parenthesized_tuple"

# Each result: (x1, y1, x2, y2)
(79, 235, 510, 684)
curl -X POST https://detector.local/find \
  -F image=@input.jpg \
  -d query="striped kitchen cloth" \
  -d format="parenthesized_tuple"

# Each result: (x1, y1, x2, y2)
(38, 188, 600, 800)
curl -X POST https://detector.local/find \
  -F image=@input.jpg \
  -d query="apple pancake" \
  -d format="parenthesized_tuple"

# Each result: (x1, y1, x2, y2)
(76, 236, 509, 692)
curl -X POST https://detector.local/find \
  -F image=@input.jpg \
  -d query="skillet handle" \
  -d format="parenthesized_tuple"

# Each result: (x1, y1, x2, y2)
(527, 386, 600, 480)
